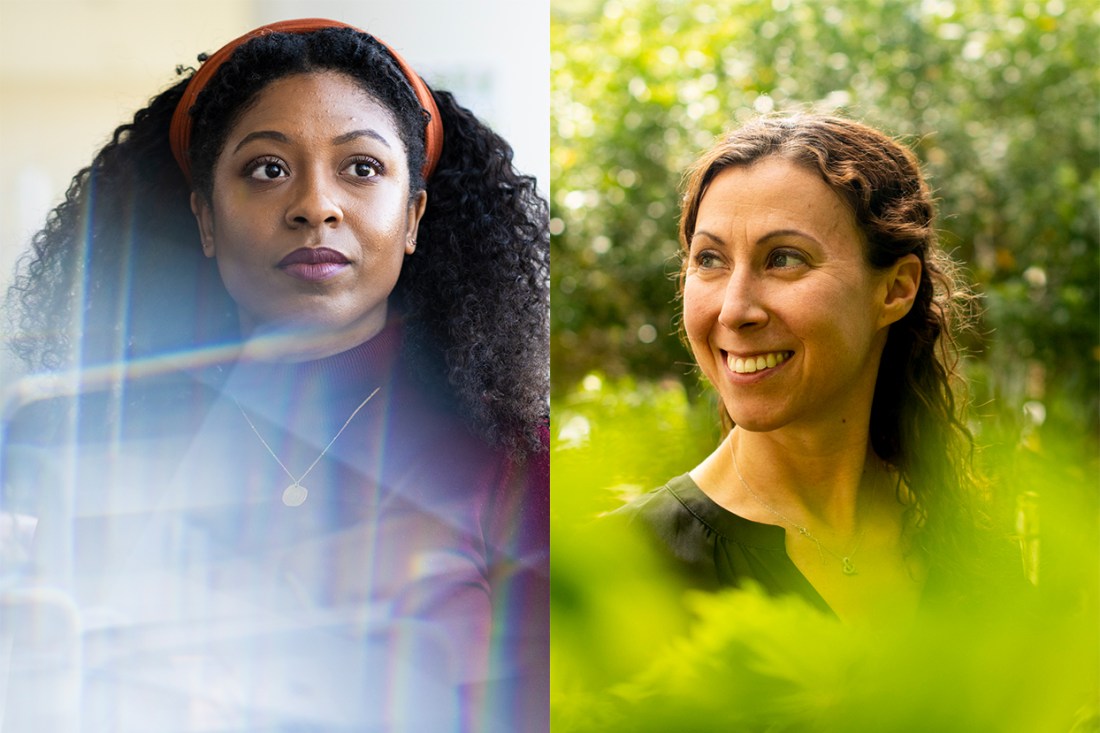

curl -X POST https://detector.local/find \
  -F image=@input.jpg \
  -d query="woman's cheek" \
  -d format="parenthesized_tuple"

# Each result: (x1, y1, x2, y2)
(682, 276, 717, 344)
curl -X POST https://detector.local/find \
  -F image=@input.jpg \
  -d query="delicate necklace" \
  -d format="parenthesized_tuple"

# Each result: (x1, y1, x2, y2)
(236, 387, 380, 507)
(729, 433, 868, 575)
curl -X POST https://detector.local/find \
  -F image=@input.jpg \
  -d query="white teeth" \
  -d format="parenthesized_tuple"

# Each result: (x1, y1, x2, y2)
(727, 351, 788, 374)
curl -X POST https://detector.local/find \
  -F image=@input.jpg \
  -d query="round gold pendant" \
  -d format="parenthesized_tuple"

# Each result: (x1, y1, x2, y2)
(282, 483, 308, 507)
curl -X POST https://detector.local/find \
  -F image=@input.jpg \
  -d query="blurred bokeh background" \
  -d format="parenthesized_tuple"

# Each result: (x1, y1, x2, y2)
(550, 1, 1098, 729)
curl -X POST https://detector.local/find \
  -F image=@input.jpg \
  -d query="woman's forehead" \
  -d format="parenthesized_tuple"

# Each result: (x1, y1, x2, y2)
(235, 72, 394, 124)
(225, 72, 404, 151)
(695, 159, 858, 243)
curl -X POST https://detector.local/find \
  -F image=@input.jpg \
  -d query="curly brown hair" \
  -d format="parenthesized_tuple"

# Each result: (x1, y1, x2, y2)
(678, 114, 986, 572)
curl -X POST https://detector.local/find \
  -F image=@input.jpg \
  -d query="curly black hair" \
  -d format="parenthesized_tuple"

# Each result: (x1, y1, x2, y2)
(5, 27, 549, 455)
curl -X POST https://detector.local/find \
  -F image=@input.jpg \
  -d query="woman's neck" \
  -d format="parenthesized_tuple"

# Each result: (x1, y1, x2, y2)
(236, 312, 392, 364)
(742, 426, 881, 530)
(236, 328, 368, 363)
(693, 422, 888, 539)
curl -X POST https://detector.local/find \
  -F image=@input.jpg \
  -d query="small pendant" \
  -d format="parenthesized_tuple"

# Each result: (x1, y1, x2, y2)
(282, 483, 308, 507)
(841, 557, 857, 575)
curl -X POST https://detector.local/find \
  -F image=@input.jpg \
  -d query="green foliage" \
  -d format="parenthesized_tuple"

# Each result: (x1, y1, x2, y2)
(555, 579, 1098, 731)
(551, 372, 718, 518)
(549, 3, 1099, 724)
(550, 0, 1099, 432)
(550, 377, 1100, 732)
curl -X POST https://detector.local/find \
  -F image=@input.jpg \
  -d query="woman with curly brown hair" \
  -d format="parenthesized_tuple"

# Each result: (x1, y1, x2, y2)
(2, 18, 547, 732)
(620, 114, 1013, 625)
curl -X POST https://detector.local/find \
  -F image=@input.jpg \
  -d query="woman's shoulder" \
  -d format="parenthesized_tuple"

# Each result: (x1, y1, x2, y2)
(594, 475, 732, 596)
(610, 475, 723, 565)
(4, 369, 217, 448)
(614, 474, 757, 544)
(613, 474, 698, 524)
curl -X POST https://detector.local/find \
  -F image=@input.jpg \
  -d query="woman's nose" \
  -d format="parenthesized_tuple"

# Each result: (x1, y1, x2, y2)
(717, 269, 768, 331)
(285, 173, 343, 228)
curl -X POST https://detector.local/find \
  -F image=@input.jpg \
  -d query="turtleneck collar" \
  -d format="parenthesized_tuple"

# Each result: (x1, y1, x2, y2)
(207, 320, 404, 415)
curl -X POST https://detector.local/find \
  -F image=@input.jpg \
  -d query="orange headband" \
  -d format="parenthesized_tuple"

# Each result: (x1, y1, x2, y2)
(169, 18, 443, 184)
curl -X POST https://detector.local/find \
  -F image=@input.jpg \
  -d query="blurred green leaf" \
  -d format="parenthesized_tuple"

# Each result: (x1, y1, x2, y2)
(550, 377, 1099, 731)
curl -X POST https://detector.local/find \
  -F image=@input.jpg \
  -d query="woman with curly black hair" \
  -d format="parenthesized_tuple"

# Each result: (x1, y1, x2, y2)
(3, 18, 547, 732)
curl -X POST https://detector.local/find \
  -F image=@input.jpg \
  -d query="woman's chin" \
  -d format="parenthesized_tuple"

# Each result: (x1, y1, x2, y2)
(729, 420, 773, 434)
(724, 409, 786, 434)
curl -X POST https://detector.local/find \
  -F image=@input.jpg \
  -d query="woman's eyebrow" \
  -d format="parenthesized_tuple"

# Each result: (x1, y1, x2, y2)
(691, 230, 726, 246)
(760, 228, 823, 247)
(231, 128, 393, 153)
(332, 128, 392, 148)
(692, 228, 823, 247)
(233, 130, 289, 153)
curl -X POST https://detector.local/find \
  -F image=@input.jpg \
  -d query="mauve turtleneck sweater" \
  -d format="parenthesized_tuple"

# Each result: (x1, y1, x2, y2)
(2, 320, 548, 732)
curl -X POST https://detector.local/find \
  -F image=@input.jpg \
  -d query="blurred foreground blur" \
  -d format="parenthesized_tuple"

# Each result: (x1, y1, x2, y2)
(551, 375, 1099, 732)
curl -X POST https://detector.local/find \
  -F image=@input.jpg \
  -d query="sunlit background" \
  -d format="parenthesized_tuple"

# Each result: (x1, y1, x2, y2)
(549, 1, 1098, 729)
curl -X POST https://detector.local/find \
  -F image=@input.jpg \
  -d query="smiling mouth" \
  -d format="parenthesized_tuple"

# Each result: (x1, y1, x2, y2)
(726, 351, 792, 374)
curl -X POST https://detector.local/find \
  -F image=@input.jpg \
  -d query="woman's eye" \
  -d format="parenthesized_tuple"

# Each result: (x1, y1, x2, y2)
(768, 249, 807, 269)
(343, 158, 381, 179)
(694, 251, 723, 270)
(247, 159, 288, 181)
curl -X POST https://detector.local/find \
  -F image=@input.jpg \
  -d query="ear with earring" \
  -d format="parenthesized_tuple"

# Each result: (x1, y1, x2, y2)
(405, 238, 416, 255)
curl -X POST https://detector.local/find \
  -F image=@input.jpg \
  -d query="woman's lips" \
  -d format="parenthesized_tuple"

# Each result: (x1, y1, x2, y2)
(277, 247, 350, 282)
(723, 350, 793, 376)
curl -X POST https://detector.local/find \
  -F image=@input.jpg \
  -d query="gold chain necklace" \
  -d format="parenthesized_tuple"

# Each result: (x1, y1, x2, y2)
(236, 387, 380, 507)
(729, 431, 868, 575)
